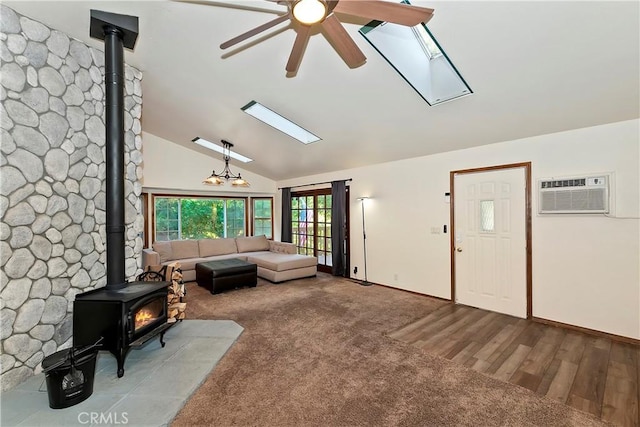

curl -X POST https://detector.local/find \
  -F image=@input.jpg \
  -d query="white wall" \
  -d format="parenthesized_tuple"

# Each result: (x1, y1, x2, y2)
(276, 119, 640, 340)
(141, 132, 277, 194)
(141, 132, 277, 244)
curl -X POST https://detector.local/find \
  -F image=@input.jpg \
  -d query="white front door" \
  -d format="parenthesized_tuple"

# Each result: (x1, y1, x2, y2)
(453, 167, 527, 318)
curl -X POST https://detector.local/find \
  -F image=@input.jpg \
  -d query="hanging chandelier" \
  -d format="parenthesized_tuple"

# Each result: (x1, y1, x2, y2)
(202, 140, 250, 187)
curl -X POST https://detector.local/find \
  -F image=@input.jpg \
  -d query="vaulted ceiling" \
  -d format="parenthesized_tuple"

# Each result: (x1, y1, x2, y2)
(6, 1, 639, 181)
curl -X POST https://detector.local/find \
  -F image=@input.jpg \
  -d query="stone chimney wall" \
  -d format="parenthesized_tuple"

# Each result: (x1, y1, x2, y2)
(0, 5, 144, 391)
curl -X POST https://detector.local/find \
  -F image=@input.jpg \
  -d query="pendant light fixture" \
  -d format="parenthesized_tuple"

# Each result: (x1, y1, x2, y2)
(202, 140, 250, 187)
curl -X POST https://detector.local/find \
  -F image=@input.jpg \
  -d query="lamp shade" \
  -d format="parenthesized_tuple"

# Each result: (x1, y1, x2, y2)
(231, 176, 250, 187)
(203, 174, 224, 186)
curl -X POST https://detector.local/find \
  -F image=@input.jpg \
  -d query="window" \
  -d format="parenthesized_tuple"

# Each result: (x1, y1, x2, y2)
(225, 199, 246, 237)
(252, 198, 273, 238)
(241, 100, 321, 144)
(155, 197, 180, 241)
(153, 196, 246, 241)
(359, 4, 472, 106)
(292, 194, 315, 257)
(314, 194, 332, 268)
(480, 200, 495, 232)
(192, 137, 253, 162)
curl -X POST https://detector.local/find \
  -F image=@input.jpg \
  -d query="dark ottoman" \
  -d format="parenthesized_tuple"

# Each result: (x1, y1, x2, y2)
(195, 259, 257, 294)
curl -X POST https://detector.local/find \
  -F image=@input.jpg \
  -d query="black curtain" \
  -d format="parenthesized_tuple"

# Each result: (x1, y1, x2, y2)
(281, 187, 292, 243)
(331, 180, 347, 277)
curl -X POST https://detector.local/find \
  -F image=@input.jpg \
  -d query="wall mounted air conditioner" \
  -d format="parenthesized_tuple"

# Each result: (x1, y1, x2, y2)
(538, 175, 610, 214)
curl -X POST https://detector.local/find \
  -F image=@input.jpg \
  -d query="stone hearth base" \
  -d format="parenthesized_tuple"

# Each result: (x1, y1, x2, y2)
(0, 320, 242, 427)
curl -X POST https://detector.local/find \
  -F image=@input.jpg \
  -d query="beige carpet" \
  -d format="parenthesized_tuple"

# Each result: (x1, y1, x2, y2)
(172, 273, 606, 427)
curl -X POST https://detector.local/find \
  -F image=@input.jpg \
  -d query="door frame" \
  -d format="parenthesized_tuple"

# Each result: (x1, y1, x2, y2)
(291, 188, 350, 274)
(449, 162, 533, 318)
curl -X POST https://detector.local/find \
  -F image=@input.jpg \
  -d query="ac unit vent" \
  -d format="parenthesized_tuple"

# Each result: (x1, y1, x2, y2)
(539, 175, 609, 214)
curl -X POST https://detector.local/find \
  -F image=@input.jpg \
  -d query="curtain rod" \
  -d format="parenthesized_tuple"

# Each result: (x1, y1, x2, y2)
(278, 178, 352, 190)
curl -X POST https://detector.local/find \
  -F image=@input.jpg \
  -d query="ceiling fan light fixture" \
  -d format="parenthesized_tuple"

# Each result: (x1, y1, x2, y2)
(293, 0, 327, 25)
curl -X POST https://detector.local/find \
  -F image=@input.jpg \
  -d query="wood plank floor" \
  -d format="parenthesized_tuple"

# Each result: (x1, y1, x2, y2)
(388, 304, 639, 427)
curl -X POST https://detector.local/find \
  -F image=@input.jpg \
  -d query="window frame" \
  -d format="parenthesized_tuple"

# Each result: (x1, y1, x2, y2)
(291, 188, 345, 274)
(142, 192, 150, 248)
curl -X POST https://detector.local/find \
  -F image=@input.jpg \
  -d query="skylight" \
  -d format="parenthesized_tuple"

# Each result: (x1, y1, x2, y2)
(241, 101, 321, 144)
(359, 4, 472, 106)
(192, 137, 253, 163)
(412, 24, 441, 60)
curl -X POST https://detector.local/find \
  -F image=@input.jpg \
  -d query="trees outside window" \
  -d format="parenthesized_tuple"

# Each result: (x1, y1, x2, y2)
(155, 197, 180, 241)
(226, 199, 246, 238)
(153, 196, 246, 241)
(252, 198, 273, 238)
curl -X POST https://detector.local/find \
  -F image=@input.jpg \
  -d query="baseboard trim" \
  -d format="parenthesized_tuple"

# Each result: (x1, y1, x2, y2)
(367, 281, 452, 303)
(532, 317, 639, 346)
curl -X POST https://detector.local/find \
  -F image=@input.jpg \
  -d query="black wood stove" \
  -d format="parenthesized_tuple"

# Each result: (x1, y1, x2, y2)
(73, 282, 171, 377)
(72, 11, 171, 378)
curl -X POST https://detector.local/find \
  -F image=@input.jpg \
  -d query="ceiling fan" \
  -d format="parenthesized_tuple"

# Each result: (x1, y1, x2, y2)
(219, 0, 434, 73)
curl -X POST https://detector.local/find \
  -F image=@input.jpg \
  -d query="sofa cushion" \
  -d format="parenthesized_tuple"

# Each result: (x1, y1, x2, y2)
(199, 238, 238, 257)
(170, 240, 199, 260)
(153, 241, 173, 263)
(237, 251, 270, 259)
(258, 265, 317, 283)
(268, 240, 296, 254)
(247, 253, 317, 272)
(236, 235, 270, 253)
(162, 254, 247, 271)
(202, 254, 248, 263)
(165, 257, 205, 272)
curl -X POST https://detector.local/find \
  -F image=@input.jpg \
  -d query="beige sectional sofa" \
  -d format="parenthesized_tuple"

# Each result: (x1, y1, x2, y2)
(142, 235, 317, 283)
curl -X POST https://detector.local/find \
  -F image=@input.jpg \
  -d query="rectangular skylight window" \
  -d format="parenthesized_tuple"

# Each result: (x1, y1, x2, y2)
(412, 24, 441, 60)
(241, 100, 321, 144)
(359, 3, 472, 106)
(192, 137, 253, 162)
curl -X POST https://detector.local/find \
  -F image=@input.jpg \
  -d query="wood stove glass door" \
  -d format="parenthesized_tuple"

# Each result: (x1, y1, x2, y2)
(130, 295, 166, 338)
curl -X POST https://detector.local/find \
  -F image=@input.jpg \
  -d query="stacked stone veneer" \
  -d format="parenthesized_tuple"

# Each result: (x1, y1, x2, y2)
(0, 5, 144, 391)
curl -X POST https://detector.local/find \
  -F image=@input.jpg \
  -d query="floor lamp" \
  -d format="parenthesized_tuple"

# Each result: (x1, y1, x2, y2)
(357, 197, 372, 286)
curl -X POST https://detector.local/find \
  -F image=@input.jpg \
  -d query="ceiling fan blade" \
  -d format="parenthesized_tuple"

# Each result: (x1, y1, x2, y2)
(286, 24, 312, 73)
(321, 14, 366, 68)
(334, 0, 434, 26)
(220, 13, 290, 49)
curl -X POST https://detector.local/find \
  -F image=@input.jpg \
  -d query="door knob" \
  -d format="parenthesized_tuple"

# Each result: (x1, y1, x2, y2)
(456, 247, 463, 252)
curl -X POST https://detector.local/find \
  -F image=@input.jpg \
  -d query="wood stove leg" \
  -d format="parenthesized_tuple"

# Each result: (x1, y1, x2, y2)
(111, 347, 129, 378)
(159, 330, 166, 348)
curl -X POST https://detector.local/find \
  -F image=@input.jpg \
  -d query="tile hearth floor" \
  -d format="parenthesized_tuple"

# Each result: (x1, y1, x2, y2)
(1, 320, 243, 427)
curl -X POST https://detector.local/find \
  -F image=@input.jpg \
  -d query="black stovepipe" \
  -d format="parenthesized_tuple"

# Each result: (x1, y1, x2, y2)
(104, 26, 126, 289)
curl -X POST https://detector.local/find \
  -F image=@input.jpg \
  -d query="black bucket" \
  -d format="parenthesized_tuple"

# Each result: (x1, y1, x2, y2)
(41, 347, 98, 409)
